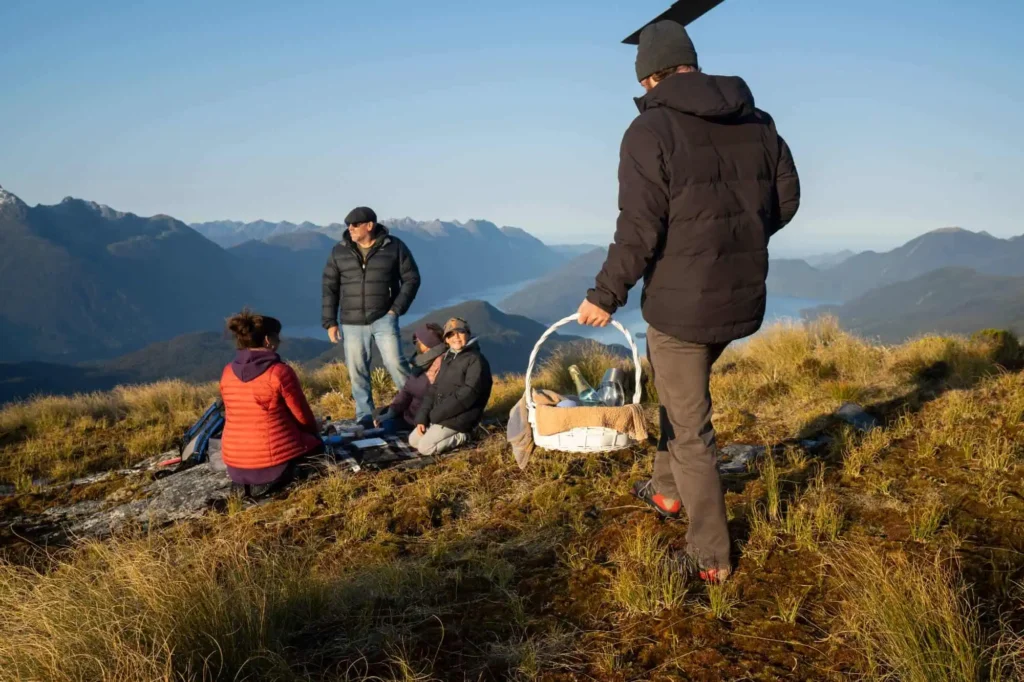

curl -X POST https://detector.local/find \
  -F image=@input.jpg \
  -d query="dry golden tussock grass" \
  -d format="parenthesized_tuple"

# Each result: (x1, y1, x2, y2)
(1, 322, 1022, 680)
(0, 381, 218, 484)
(830, 545, 1024, 682)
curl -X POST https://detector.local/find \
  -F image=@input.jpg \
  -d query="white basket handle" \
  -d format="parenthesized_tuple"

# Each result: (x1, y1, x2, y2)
(524, 313, 642, 414)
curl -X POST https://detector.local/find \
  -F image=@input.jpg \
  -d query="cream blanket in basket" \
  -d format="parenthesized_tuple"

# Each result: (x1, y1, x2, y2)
(534, 402, 648, 441)
(507, 389, 563, 470)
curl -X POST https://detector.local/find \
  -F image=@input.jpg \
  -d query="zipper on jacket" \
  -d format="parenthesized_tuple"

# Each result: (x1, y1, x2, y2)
(348, 236, 391, 325)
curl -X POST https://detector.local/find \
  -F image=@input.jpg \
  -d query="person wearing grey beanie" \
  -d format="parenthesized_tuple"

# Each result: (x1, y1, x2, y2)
(635, 20, 699, 82)
(578, 16, 801, 585)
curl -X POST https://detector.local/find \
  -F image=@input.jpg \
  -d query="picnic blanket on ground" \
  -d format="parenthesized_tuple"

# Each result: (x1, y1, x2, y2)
(320, 421, 451, 472)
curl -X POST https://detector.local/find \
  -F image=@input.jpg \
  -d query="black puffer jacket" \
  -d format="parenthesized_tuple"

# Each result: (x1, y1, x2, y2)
(415, 339, 493, 434)
(587, 72, 801, 344)
(321, 225, 421, 328)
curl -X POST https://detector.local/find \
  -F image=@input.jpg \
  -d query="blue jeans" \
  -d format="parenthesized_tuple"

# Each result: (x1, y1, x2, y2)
(342, 313, 411, 421)
(378, 416, 413, 436)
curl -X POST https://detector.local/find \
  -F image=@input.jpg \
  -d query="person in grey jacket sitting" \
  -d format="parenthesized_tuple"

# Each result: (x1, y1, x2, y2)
(411, 317, 493, 456)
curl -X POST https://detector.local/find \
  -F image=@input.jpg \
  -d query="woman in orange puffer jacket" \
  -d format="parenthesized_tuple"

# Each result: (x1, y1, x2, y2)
(220, 310, 322, 496)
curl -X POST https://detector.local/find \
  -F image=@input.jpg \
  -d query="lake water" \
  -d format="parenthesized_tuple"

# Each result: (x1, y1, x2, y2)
(561, 295, 829, 355)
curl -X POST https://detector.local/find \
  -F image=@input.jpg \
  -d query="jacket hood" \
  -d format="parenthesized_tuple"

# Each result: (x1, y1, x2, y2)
(341, 223, 390, 247)
(231, 349, 281, 382)
(636, 73, 755, 120)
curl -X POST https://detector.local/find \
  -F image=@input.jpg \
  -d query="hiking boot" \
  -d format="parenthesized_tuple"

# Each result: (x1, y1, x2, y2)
(698, 566, 732, 583)
(230, 482, 275, 499)
(670, 551, 733, 583)
(632, 479, 681, 519)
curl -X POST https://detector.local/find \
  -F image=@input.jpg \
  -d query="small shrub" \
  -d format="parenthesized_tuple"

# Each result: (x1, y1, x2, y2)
(753, 379, 791, 401)
(842, 427, 893, 479)
(759, 455, 781, 522)
(608, 526, 688, 616)
(774, 587, 809, 624)
(970, 329, 1022, 369)
(743, 503, 777, 568)
(783, 504, 816, 551)
(370, 366, 395, 403)
(705, 581, 738, 620)
(909, 498, 948, 542)
(798, 357, 839, 380)
(833, 546, 983, 682)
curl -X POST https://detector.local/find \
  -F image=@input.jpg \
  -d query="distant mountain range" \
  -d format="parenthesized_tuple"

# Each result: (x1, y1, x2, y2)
(503, 228, 1024, 344)
(197, 216, 567, 319)
(0, 301, 620, 404)
(808, 267, 1024, 343)
(0, 185, 258, 363)
(0, 185, 569, 363)
(4, 181, 1022, 370)
(548, 244, 604, 258)
(803, 249, 855, 269)
(769, 228, 1024, 302)
(190, 219, 346, 249)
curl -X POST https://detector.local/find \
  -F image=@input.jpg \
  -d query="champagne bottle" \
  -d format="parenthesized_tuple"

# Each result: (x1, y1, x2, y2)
(568, 365, 601, 406)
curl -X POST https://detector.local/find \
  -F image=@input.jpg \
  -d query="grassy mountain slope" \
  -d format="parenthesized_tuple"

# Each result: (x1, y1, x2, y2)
(0, 321, 1021, 680)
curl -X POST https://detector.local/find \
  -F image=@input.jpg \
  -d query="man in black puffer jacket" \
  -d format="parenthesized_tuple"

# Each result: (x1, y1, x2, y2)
(322, 206, 421, 426)
(411, 317, 493, 456)
(578, 21, 801, 582)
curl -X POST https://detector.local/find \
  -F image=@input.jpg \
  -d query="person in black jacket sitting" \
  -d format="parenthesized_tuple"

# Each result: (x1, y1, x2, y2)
(411, 317, 493, 456)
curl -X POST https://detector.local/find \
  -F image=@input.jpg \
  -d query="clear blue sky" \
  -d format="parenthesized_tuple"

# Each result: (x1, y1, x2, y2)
(2, 0, 1022, 254)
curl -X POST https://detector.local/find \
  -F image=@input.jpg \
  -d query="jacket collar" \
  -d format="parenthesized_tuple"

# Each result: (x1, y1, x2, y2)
(634, 72, 755, 120)
(445, 336, 479, 359)
(342, 224, 392, 254)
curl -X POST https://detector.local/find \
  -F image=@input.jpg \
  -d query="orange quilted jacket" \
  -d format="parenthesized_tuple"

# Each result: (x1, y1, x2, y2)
(220, 362, 321, 469)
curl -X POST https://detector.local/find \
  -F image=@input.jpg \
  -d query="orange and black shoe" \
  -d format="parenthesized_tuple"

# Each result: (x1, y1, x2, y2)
(670, 551, 733, 583)
(632, 479, 681, 519)
(698, 566, 732, 583)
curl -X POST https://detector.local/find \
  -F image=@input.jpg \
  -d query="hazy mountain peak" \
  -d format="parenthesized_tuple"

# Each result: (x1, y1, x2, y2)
(58, 196, 129, 220)
(457, 219, 501, 236)
(924, 226, 992, 238)
(0, 185, 25, 208)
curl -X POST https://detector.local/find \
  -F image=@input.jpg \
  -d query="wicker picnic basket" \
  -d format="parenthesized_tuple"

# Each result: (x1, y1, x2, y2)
(524, 313, 643, 453)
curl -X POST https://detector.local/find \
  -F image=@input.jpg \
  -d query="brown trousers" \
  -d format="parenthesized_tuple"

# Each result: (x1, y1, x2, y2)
(647, 326, 731, 570)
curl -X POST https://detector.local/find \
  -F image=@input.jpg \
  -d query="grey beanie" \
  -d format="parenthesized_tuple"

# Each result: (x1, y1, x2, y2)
(635, 20, 698, 82)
